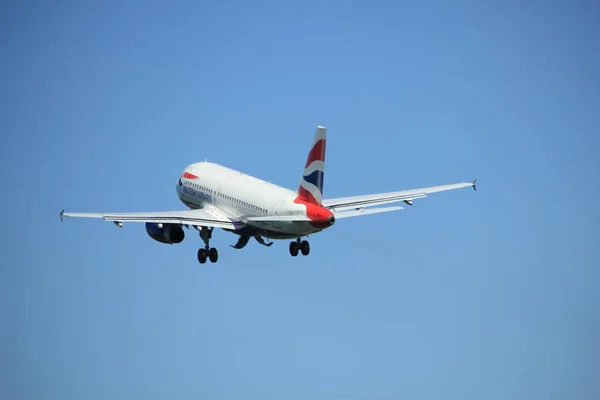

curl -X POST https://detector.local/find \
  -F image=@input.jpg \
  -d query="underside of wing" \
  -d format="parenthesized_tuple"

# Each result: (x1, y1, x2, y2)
(60, 206, 238, 230)
(333, 205, 404, 219)
(246, 215, 310, 222)
(323, 180, 476, 211)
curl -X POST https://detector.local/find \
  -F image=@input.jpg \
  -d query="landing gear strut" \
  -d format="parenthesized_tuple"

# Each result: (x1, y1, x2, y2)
(197, 226, 218, 264)
(289, 238, 310, 257)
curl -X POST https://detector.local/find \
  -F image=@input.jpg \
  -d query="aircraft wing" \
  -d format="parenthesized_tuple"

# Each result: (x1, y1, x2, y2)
(332, 205, 404, 219)
(246, 215, 310, 222)
(60, 206, 237, 229)
(323, 179, 476, 211)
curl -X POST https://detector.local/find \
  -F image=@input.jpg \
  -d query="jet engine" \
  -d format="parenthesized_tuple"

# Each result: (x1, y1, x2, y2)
(145, 222, 185, 244)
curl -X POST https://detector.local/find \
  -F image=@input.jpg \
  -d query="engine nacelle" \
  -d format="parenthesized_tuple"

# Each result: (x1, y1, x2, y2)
(145, 223, 185, 244)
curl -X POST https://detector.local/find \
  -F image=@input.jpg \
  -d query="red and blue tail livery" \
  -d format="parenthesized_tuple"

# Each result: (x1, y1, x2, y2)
(297, 126, 327, 205)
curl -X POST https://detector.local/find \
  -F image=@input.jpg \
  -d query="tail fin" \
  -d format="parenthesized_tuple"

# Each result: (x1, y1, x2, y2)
(297, 125, 327, 205)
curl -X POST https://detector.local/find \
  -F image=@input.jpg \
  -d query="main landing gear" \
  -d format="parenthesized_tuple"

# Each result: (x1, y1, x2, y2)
(289, 238, 310, 257)
(197, 226, 219, 264)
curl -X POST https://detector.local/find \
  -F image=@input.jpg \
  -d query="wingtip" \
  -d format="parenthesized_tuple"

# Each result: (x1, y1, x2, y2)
(472, 179, 477, 192)
(59, 209, 64, 222)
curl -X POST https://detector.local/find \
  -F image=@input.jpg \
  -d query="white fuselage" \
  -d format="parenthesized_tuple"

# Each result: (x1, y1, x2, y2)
(175, 162, 331, 239)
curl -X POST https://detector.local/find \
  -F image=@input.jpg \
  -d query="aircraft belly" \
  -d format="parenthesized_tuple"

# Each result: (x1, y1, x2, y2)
(248, 220, 320, 239)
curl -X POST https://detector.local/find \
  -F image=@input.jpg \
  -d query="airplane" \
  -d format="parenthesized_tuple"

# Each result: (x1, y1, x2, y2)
(60, 126, 476, 264)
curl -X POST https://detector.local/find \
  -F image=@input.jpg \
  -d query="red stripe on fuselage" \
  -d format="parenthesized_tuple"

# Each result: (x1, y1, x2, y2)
(182, 172, 199, 179)
(304, 139, 326, 168)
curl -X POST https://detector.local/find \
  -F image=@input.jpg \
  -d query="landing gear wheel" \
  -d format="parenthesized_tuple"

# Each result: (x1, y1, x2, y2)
(289, 241, 299, 257)
(197, 248, 208, 264)
(208, 247, 219, 263)
(300, 240, 310, 256)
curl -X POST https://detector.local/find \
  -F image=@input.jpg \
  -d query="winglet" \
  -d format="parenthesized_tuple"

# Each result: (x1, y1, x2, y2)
(472, 179, 477, 192)
(60, 209, 64, 222)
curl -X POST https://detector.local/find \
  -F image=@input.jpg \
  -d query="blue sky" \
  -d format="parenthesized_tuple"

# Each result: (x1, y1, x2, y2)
(1, 1, 599, 398)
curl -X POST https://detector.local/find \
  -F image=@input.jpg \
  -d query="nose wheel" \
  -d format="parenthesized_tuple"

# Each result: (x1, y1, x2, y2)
(289, 239, 310, 257)
(198, 226, 219, 264)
